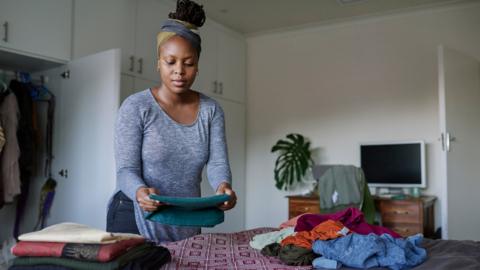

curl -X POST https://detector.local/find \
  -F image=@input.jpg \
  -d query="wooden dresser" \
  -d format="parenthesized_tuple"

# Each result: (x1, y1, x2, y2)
(374, 195, 436, 237)
(287, 195, 436, 238)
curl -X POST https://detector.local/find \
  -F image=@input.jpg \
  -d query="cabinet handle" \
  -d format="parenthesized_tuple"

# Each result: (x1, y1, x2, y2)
(129, 56, 135, 72)
(219, 82, 223, 95)
(58, 169, 68, 178)
(137, 58, 143, 74)
(393, 210, 409, 215)
(3, 21, 8, 42)
(213, 80, 218, 93)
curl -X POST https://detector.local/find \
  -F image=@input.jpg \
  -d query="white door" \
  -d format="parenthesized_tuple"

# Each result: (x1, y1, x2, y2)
(42, 49, 121, 229)
(438, 45, 480, 240)
(202, 99, 245, 233)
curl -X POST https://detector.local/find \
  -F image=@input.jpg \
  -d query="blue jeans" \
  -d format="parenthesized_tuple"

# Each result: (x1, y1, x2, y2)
(106, 191, 140, 234)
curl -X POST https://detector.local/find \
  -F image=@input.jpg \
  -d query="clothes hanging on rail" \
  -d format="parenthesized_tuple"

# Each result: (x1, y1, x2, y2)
(0, 92, 21, 208)
(0, 73, 55, 237)
(0, 124, 7, 208)
(0, 125, 5, 153)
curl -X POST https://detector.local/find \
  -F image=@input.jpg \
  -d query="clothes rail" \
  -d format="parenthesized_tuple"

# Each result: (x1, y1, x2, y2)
(0, 69, 48, 85)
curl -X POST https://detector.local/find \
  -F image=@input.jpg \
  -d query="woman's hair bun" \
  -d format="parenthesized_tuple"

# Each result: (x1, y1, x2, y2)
(168, 0, 206, 28)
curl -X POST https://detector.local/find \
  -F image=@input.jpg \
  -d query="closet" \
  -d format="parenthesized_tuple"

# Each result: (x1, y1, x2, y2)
(0, 49, 120, 243)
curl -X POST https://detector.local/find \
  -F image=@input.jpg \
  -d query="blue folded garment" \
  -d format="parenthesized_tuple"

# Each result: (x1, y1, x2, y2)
(145, 194, 230, 227)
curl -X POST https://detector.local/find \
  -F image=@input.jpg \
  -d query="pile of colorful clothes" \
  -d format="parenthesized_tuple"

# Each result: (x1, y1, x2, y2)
(250, 207, 427, 270)
(9, 223, 171, 270)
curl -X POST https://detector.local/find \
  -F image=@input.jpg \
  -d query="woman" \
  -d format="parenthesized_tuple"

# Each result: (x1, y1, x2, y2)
(106, 0, 237, 243)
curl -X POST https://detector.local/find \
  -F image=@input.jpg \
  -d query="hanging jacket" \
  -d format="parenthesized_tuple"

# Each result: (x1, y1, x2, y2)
(316, 165, 375, 224)
(0, 93, 21, 205)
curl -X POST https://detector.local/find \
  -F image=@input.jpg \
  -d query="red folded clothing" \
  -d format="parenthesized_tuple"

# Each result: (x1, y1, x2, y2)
(11, 238, 145, 262)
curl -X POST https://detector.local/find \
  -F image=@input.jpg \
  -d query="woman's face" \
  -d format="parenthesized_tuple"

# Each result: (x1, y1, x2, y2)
(157, 35, 199, 94)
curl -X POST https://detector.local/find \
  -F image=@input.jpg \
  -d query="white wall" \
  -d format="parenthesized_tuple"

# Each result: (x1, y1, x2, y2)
(245, 3, 480, 231)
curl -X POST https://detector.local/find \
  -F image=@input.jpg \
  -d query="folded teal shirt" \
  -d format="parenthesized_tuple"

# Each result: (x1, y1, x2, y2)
(145, 194, 230, 227)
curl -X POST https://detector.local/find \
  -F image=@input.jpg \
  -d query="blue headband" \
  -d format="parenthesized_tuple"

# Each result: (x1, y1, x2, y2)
(160, 19, 202, 56)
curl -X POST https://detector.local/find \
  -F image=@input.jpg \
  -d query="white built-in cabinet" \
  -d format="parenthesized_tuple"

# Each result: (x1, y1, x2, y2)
(0, 0, 72, 61)
(134, 0, 171, 82)
(193, 21, 246, 103)
(73, 0, 246, 103)
(73, 0, 171, 81)
(72, 0, 136, 75)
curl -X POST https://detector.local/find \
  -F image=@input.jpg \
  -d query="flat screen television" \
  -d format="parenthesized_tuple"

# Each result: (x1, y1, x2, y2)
(360, 141, 426, 188)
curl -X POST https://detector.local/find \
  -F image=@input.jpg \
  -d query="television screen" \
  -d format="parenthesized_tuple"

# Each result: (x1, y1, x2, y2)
(360, 142, 426, 187)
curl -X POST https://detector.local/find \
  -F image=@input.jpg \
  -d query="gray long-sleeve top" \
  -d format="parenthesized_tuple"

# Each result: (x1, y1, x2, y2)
(113, 89, 232, 243)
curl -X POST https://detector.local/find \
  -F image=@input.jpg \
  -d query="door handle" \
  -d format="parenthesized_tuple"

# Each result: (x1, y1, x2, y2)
(137, 58, 143, 74)
(2, 21, 8, 42)
(446, 132, 456, 152)
(58, 169, 68, 178)
(129, 56, 135, 72)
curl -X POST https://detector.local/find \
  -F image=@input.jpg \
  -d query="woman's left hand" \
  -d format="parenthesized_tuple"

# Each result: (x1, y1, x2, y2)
(216, 182, 237, 211)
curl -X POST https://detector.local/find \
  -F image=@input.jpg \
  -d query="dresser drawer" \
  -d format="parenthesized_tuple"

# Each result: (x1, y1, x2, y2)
(383, 222, 422, 237)
(378, 201, 421, 224)
(288, 199, 320, 219)
(374, 196, 436, 238)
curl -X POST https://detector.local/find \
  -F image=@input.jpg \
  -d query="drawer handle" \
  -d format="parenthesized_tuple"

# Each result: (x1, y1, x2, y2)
(393, 227, 410, 233)
(393, 210, 409, 215)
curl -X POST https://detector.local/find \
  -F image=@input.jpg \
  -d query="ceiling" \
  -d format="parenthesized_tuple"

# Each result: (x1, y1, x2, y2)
(185, 0, 473, 35)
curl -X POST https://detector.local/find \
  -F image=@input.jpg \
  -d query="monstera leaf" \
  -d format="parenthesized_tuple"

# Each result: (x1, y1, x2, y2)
(271, 133, 313, 191)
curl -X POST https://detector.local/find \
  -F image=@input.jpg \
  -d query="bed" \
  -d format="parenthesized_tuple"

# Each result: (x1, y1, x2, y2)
(159, 227, 480, 270)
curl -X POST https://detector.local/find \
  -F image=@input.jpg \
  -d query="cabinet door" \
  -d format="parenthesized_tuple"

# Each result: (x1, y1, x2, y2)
(192, 20, 218, 97)
(43, 49, 121, 229)
(202, 99, 245, 233)
(120, 74, 135, 105)
(134, 76, 158, 93)
(0, 0, 72, 61)
(134, 0, 170, 82)
(120, 74, 158, 104)
(73, 0, 135, 74)
(216, 28, 246, 103)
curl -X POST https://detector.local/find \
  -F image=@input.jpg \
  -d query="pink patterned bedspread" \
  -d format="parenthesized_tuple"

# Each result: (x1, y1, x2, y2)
(160, 227, 312, 270)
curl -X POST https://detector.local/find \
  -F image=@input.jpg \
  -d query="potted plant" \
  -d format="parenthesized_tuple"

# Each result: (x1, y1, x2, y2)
(271, 133, 314, 191)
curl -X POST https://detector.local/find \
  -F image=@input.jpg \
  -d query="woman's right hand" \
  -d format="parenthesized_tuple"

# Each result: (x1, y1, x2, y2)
(136, 187, 163, 212)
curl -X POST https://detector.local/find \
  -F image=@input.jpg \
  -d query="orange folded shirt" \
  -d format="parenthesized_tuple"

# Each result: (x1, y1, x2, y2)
(280, 219, 349, 249)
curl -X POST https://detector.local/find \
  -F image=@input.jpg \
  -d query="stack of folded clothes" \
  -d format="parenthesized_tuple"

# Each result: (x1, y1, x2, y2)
(9, 223, 171, 270)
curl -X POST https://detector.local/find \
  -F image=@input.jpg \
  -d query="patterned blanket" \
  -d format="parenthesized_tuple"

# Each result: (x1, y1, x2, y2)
(160, 227, 312, 270)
